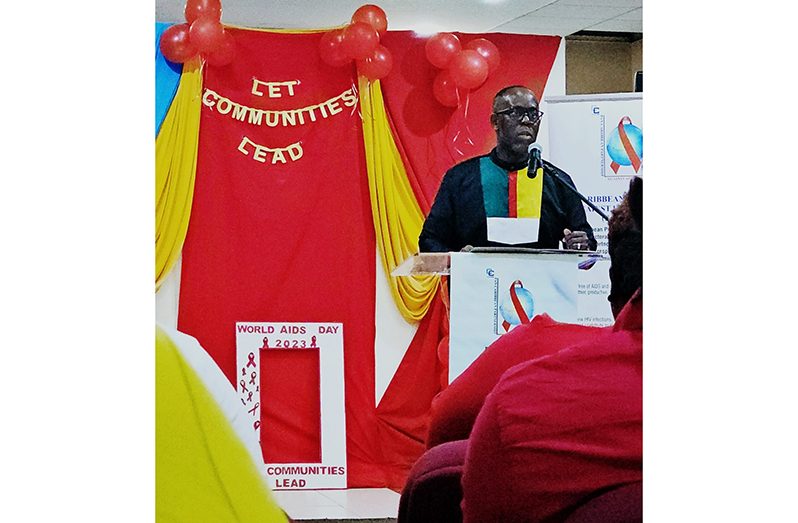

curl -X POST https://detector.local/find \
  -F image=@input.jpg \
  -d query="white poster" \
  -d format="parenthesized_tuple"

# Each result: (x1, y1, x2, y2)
(448, 252, 609, 382)
(235, 322, 347, 490)
(546, 93, 642, 256)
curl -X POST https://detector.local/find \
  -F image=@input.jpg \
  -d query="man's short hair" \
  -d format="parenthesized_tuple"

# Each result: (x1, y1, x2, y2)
(492, 85, 535, 111)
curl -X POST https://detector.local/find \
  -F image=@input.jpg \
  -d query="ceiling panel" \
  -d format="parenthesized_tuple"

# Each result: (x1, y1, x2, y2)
(155, 0, 643, 36)
(494, 17, 604, 35)
(559, 0, 641, 6)
(585, 18, 642, 31)
(611, 7, 642, 20)
(529, 3, 632, 19)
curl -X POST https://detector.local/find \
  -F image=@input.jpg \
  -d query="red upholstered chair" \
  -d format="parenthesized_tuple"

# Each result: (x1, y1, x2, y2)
(398, 440, 468, 523)
(563, 482, 643, 523)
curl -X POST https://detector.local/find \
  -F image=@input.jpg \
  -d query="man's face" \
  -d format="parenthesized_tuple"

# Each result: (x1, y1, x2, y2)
(491, 88, 541, 156)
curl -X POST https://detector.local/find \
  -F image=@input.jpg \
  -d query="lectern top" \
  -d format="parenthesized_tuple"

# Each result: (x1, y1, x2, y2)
(392, 249, 605, 277)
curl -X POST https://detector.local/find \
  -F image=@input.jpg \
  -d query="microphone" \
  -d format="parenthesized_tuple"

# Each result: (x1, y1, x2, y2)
(527, 143, 543, 179)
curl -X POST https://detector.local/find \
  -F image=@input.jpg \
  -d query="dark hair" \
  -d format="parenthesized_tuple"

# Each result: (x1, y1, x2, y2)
(607, 177, 643, 316)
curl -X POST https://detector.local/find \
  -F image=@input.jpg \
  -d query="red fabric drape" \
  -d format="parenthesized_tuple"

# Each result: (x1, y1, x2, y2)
(260, 349, 322, 463)
(375, 291, 449, 489)
(177, 29, 385, 486)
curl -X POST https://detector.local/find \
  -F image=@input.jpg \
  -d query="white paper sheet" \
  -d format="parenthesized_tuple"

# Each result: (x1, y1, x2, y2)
(486, 217, 540, 244)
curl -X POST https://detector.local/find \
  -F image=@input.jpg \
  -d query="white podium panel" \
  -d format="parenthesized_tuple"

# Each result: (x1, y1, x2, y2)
(448, 251, 611, 382)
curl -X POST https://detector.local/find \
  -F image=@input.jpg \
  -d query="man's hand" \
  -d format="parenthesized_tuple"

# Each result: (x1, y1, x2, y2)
(562, 229, 590, 250)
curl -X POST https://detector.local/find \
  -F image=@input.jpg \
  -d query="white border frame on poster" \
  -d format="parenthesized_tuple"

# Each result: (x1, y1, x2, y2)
(235, 322, 347, 490)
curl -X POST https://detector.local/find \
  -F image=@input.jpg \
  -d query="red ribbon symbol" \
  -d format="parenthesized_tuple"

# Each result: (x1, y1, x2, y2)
(501, 280, 532, 332)
(610, 116, 642, 173)
(246, 352, 257, 367)
(249, 371, 257, 385)
(239, 380, 249, 393)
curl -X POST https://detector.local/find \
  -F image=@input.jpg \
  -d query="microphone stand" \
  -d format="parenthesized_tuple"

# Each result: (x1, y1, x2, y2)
(542, 160, 610, 222)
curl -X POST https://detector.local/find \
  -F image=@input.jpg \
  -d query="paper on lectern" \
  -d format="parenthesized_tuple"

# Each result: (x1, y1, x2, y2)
(486, 217, 540, 244)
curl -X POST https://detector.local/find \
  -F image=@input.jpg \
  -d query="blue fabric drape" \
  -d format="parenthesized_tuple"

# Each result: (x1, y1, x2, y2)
(155, 22, 184, 136)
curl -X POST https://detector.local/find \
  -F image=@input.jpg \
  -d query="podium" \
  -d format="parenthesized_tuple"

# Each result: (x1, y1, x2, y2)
(394, 248, 611, 382)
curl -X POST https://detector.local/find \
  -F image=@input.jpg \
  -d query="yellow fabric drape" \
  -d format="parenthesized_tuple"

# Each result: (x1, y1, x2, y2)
(155, 57, 203, 291)
(156, 327, 288, 522)
(358, 77, 439, 322)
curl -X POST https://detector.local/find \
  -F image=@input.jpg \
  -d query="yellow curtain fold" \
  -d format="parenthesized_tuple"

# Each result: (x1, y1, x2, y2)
(358, 77, 439, 322)
(155, 58, 203, 291)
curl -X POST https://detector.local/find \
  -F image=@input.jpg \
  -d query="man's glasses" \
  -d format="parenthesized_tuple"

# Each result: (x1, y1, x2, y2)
(494, 107, 544, 123)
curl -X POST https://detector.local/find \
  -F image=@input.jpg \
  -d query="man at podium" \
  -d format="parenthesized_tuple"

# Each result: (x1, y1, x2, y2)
(419, 85, 596, 253)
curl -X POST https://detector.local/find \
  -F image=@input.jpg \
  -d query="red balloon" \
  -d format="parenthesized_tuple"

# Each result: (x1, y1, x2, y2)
(319, 29, 350, 67)
(425, 33, 461, 69)
(341, 22, 379, 60)
(357, 45, 393, 80)
(159, 23, 197, 64)
(205, 30, 236, 67)
(351, 4, 388, 36)
(432, 69, 461, 107)
(449, 50, 489, 89)
(466, 38, 501, 74)
(184, 0, 222, 24)
(190, 16, 225, 54)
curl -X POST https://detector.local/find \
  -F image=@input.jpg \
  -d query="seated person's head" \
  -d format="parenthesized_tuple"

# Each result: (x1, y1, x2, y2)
(607, 176, 642, 317)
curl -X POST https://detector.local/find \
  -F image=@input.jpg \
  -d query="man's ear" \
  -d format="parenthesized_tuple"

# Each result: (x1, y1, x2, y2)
(490, 113, 499, 131)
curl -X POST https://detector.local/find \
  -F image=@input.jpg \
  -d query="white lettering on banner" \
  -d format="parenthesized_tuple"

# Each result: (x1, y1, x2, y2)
(202, 87, 357, 129)
(201, 83, 356, 168)
(251, 79, 300, 98)
(237, 136, 304, 166)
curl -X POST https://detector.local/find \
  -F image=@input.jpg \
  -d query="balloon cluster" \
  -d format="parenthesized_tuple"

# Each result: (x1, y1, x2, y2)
(319, 4, 393, 81)
(159, 0, 236, 67)
(425, 34, 500, 107)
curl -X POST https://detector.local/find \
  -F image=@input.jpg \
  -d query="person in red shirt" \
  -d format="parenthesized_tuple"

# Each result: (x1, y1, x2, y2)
(460, 177, 642, 522)
(426, 316, 608, 449)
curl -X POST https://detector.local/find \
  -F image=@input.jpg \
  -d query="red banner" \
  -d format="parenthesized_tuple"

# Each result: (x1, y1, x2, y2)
(178, 29, 384, 486)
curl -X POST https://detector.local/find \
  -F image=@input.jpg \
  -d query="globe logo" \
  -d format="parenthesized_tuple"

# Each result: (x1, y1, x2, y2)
(500, 280, 534, 331)
(606, 116, 643, 174)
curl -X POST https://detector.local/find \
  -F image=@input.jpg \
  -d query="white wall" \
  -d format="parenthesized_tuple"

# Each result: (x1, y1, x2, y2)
(155, 256, 180, 328)
(538, 38, 567, 153)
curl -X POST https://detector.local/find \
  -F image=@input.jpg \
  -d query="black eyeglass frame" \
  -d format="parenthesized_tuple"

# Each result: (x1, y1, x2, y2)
(493, 107, 544, 123)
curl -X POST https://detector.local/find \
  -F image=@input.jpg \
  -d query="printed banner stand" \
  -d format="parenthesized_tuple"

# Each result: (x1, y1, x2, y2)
(448, 250, 610, 382)
(236, 322, 347, 490)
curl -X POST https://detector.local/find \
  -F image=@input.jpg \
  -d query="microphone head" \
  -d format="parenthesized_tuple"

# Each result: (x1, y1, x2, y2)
(528, 142, 543, 158)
